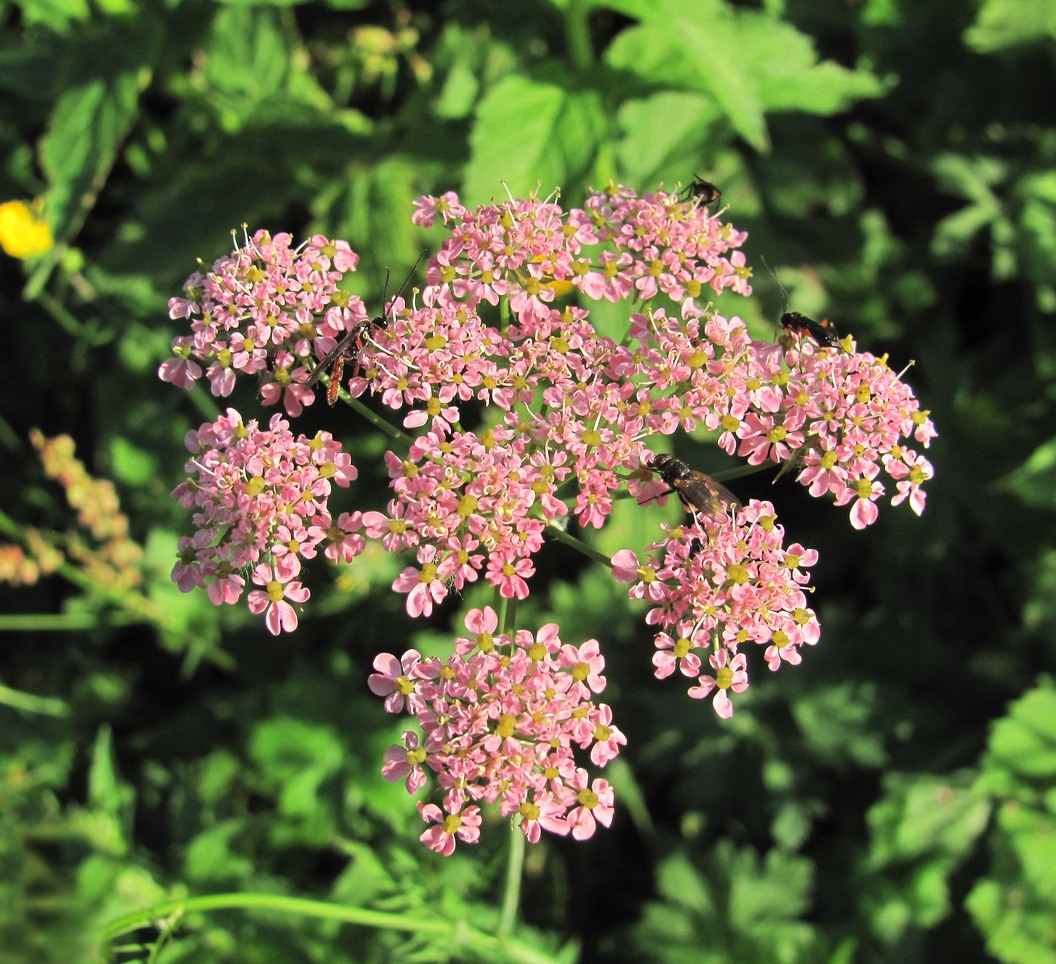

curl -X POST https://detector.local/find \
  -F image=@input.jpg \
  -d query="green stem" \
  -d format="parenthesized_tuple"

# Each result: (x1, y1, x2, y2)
(345, 395, 415, 447)
(564, 0, 595, 74)
(97, 892, 554, 964)
(545, 523, 612, 568)
(494, 593, 511, 635)
(35, 288, 92, 339)
(498, 821, 526, 938)
(0, 612, 139, 632)
(0, 682, 69, 717)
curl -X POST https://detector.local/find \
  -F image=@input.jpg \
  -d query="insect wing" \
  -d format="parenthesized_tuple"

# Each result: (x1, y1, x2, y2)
(306, 327, 356, 388)
(675, 471, 741, 522)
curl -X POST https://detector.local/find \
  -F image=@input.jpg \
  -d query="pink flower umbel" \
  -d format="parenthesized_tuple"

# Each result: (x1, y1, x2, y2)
(614, 508, 820, 705)
(170, 409, 361, 631)
(159, 229, 371, 416)
(369, 609, 625, 853)
(165, 184, 938, 852)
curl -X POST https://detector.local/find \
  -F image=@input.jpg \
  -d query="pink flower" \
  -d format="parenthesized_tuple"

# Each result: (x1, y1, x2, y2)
(565, 772, 615, 841)
(486, 551, 534, 600)
(381, 731, 428, 793)
(392, 548, 453, 618)
(687, 650, 749, 718)
(246, 564, 309, 635)
(417, 801, 482, 856)
(368, 650, 423, 714)
(517, 793, 570, 843)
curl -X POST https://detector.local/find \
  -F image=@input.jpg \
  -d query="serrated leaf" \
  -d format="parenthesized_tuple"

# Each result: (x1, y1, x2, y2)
(615, 91, 726, 187)
(605, 0, 883, 152)
(605, 18, 766, 150)
(1000, 804, 1056, 899)
(1000, 437, 1056, 511)
(85, 725, 135, 855)
(16, 0, 91, 31)
(204, 6, 291, 108)
(215, 0, 312, 6)
(464, 72, 607, 203)
(249, 717, 344, 785)
(184, 819, 254, 883)
(109, 436, 158, 487)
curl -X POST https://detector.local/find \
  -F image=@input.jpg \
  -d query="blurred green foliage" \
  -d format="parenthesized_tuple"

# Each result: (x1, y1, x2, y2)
(1, 0, 1055, 961)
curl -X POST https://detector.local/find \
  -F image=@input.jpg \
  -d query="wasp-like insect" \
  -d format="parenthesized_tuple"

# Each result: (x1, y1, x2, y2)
(646, 453, 741, 525)
(780, 311, 840, 350)
(680, 176, 722, 207)
(308, 252, 426, 406)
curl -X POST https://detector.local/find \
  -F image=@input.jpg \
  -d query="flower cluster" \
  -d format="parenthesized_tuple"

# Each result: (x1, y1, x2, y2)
(171, 408, 362, 634)
(612, 502, 820, 718)
(369, 608, 623, 853)
(723, 335, 938, 528)
(158, 229, 365, 415)
(160, 182, 939, 851)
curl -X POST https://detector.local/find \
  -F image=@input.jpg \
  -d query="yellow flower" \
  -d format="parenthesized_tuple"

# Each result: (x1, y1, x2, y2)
(0, 199, 53, 260)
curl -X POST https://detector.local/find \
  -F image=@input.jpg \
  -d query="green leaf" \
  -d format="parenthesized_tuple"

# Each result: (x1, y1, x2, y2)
(184, 819, 254, 884)
(967, 681, 1056, 963)
(1017, 171, 1056, 309)
(965, 0, 1056, 52)
(204, 6, 291, 111)
(15, 0, 91, 31)
(464, 71, 608, 203)
(632, 844, 817, 962)
(980, 680, 1056, 787)
(614, 91, 726, 187)
(1000, 437, 1056, 511)
(250, 717, 344, 786)
(109, 436, 158, 488)
(867, 772, 991, 866)
(80, 725, 135, 856)
(40, 72, 142, 239)
(214, 0, 313, 6)
(605, 0, 883, 152)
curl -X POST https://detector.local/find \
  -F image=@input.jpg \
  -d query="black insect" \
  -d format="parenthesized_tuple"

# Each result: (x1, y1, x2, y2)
(308, 252, 426, 406)
(646, 453, 741, 525)
(680, 176, 722, 207)
(780, 311, 840, 350)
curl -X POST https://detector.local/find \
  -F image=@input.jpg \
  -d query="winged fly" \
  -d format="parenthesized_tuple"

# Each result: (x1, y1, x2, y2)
(680, 176, 722, 208)
(644, 453, 741, 527)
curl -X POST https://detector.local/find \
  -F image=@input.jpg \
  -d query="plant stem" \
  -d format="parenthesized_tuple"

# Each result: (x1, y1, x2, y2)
(346, 395, 415, 446)
(97, 892, 555, 964)
(545, 523, 612, 568)
(498, 821, 526, 938)
(0, 682, 69, 717)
